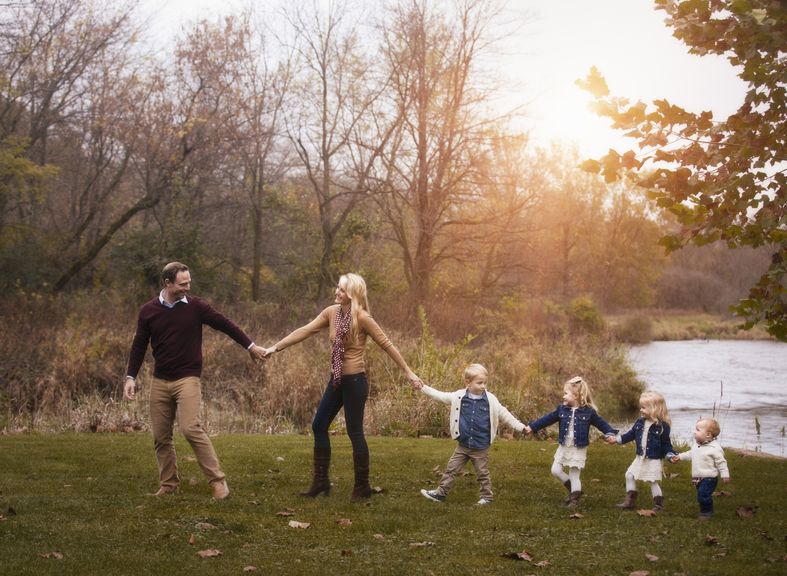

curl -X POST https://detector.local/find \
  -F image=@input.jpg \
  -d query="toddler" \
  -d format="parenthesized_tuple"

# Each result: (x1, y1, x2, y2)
(614, 391, 676, 511)
(416, 363, 525, 505)
(525, 376, 617, 508)
(670, 418, 730, 519)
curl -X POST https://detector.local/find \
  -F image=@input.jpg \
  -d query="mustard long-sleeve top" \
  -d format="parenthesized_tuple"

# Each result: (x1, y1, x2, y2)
(273, 304, 410, 376)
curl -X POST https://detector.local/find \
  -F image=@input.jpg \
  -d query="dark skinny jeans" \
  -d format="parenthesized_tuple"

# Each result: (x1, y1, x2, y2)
(696, 477, 718, 516)
(312, 372, 369, 454)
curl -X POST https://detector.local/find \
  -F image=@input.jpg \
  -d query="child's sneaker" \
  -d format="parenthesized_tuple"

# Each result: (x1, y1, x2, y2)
(420, 489, 445, 502)
(475, 498, 492, 506)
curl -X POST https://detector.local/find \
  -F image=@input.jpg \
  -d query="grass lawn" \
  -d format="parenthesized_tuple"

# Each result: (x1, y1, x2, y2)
(0, 434, 784, 575)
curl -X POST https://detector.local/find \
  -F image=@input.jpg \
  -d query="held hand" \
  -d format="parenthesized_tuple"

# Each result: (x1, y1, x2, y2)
(604, 435, 617, 445)
(249, 344, 267, 362)
(261, 346, 277, 358)
(123, 378, 136, 401)
(407, 372, 423, 390)
(523, 425, 532, 435)
(669, 455, 680, 464)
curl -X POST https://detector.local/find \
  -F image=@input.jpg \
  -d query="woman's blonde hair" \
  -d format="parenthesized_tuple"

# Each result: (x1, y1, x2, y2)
(564, 376, 597, 410)
(640, 390, 671, 425)
(464, 363, 488, 382)
(338, 273, 369, 343)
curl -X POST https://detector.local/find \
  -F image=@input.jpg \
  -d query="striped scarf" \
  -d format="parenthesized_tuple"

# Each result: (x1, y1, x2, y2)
(331, 306, 352, 390)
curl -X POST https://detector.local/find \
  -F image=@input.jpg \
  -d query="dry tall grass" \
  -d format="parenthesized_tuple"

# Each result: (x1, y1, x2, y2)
(0, 293, 643, 434)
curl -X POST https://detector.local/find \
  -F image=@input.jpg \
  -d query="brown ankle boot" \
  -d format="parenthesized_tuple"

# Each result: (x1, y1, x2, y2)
(300, 447, 331, 497)
(653, 495, 664, 511)
(615, 490, 638, 509)
(563, 480, 572, 504)
(350, 452, 372, 501)
(566, 491, 582, 508)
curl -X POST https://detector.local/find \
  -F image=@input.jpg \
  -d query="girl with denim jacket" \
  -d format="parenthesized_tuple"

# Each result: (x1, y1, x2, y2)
(525, 376, 617, 508)
(614, 390, 676, 511)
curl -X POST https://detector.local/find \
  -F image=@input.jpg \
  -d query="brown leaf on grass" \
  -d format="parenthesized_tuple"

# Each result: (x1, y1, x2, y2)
(591, 478, 601, 483)
(341, 549, 353, 556)
(372, 486, 384, 494)
(629, 571, 650, 576)
(276, 510, 296, 517)
(38, 552, 64, 560)
(501, 549, 533, 561)
(704, 535, 719, 545)
(184, 456, 197, 463)
(713, 490, 732, 497)
(569, 512, 584, 519)
(666, 472, 680, 479)
(188, 534, 196, 545)
(535, 560, 551, 567)
(373, 534, 386, 541)
(288, 520, 311, 529)
(243, 566, 257, 572)
(195, 521, 217, 530)
(196, 549, 222, 558)
(410, 541, 435, 547)
(336, 518, 353, 526)
(736, 506, 755, 518)
(713, 551, 727, 559)
(636, 509, 658, 517)
(645, 553, 659, 562)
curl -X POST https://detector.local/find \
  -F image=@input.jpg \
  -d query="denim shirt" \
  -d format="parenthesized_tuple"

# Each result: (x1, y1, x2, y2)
(457, 393, 491, 450)
(619, 417, 675, 459)
(529, 404, 616, 448)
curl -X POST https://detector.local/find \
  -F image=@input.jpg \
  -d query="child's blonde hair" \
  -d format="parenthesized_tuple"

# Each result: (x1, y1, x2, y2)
(464, 363, 488, 382)
(564, 376, 596, 410)
(640, 390, 671, 425)
(698, 418, 721, 438)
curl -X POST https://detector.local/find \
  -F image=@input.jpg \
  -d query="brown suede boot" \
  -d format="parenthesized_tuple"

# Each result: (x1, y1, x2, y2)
(563, 480, 572, 504)
(566, 491, 582, 508)
(653, 495, 664, 511)
(350, 452, 372, 501)
(300, 447, 331, 497)
(615, 490, 638, 509)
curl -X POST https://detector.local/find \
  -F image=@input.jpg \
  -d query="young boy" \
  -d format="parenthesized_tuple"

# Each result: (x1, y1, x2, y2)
(670, 418, 731, 519)
(415, 363, 525, 505)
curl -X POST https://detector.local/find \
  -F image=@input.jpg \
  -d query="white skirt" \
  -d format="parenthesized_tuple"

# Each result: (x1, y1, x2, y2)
(554, 445, 588, 469)
(626, 455, 663, 482)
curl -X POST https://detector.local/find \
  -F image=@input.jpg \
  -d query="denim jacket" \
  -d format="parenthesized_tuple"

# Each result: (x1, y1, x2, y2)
(619, 418, 676, 459)
(529, 405, 617, 448)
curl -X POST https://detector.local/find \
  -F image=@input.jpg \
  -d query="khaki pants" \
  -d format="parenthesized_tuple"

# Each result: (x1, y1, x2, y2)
(437, 445, 492, 500)
(150, 376, 224, 490)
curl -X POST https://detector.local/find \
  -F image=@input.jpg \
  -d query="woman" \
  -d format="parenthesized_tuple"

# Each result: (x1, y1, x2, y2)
(263, 273, 421, 500)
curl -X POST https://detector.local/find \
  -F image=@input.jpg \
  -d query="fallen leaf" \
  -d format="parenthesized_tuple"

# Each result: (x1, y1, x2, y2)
(38, 552, 64, 560)
(736, 506, 755, 518)
(336, 518, 353, 526)
(195, 522, 217, 530)
(714, 490, 732, 497)
(276, 456, 285, 462)
(196, 549, 222, 558)
(636, 509, 658, 517)
(713, 551, 727, 558)
(341, 549, 353, 556)
(188, 534, 196, 545)
(629, 571, 650, 576)
(372, 486, 384, 494)
(666, 472, 680, 479)
(591, 478, 601, 483)
(276, 510, 295, 517)
(501, 549, 533, 561)
(288, 520, 311, 529)
(704, 535, 719, 546)
(410, 541, 435, 547)
(535, 560, 551, 567)
(243, 566, 257, 572)
(569, 512, 584, 519)
(373, 534, 385, 540)
(184, 456, 197, 463)
(645, 553, 659, 562)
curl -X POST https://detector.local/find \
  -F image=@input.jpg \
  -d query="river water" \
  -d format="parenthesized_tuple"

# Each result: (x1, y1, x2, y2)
(626, 340, 787, 457)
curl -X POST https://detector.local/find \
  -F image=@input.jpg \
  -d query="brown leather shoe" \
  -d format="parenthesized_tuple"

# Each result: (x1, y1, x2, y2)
(210, 479, 230, 500)
(149, 486, 177, 497)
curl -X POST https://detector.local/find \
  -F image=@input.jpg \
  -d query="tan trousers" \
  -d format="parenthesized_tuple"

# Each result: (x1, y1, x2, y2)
(437, 445, 492, 500)
(150, 376, 225, 490)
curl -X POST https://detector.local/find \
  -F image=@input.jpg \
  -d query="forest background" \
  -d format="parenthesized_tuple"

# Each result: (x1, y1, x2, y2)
(0, 0, 782, 435)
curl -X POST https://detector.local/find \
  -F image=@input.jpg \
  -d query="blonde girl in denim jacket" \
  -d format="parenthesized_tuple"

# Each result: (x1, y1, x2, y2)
(525, 376, 617, 508)
(614, 390, 676, 512)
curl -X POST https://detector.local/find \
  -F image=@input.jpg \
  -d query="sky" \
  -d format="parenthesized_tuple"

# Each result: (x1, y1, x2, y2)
(137, 0, 747, 158)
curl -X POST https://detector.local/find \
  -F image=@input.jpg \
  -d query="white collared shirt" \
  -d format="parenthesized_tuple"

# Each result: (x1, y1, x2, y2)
(159, 290, 188, 308)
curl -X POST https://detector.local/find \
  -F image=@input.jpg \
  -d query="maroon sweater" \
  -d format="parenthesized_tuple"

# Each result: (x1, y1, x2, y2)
(126, 295, 253, 381)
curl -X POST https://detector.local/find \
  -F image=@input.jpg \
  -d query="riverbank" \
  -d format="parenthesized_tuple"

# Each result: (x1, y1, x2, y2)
(608, 310, 774, 343)
(1, 434, 785, 576)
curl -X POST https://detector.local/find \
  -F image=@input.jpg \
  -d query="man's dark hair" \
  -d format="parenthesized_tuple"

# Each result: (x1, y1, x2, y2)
(161, 262, 189, 285)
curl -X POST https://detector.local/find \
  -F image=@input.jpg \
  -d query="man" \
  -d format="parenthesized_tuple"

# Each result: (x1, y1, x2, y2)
(124, 262, 266, 499)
